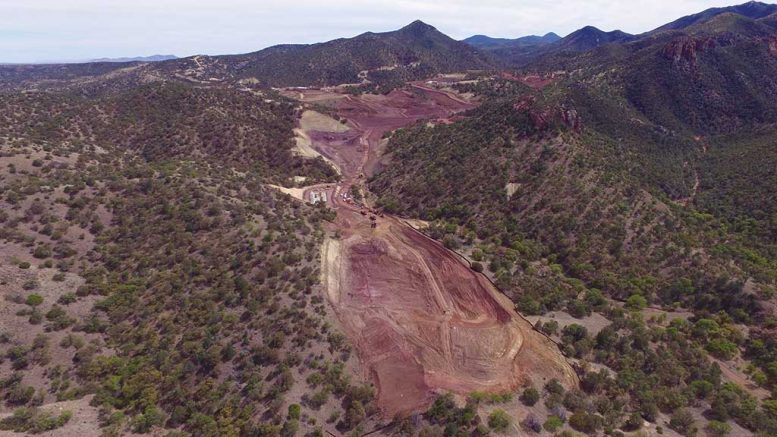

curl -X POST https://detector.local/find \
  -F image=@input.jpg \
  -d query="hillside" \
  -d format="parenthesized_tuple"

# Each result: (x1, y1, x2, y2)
(0, 83, 337, 183)
(89, 54, 178, 63)
(0, 21, 496, 93)
(369, 76, 777, 436)
(556, 26, 636, 52)
(372, 2, 777, 323)
(0, 83, 357, 435)
(468, 25, 635, 67)
(622, 18, 777, 134)
(368, 5, 777, 435)
(369, 79, 770, 308)
(222, 20, 495, 88)
(652, 0, 777, 32)
(2, 2, 777, 436)
(463, 32, 561, 49)
(0, 62, 138, 90)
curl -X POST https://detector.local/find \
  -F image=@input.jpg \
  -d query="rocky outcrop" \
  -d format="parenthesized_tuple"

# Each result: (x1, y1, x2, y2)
(769, 36, 777, 54)
(513, 97, 581, 132)
(560, 106, 581, 131)
(662, 36, 719, 66)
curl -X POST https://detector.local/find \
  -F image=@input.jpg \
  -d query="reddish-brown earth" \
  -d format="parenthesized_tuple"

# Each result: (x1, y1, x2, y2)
(286, 81, 577, 416)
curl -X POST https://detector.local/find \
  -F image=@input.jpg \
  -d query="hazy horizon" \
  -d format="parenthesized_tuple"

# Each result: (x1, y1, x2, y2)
(0, 0, 758, 63)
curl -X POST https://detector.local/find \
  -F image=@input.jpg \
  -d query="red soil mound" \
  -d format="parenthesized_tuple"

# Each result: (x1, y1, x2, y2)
(324, 212, 576, 415)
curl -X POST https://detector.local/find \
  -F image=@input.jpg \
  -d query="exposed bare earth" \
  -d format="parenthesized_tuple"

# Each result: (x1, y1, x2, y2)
(323, 212, 577, 414)
(287, 81, 577, 416)
(292, 110, 347, 174)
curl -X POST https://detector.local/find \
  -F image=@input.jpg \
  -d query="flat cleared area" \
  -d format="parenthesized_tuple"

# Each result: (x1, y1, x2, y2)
(292, 111, 345, 173)
(293, 82, 577, 416)
(300, 110, 350, 133)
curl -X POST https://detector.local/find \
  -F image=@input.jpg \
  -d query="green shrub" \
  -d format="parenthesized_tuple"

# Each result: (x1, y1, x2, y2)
(537, 320, 559, 336)
(345, 400, 365, 429)
(545, 379, 565, 395)
(569, 411, 601, 434)
(622, 412, 643, 431)
(281, 419, 299, 437)
(705, 420, 731, 437)
(668, 409, 695, 435)
(288, 404, 301, 420)
(520, 387, 540, 406)
(28, 310, 43, 325)
(706, 339, 738, 360)
(625, 294, 647, 311)
(487, 409, 510, 432)
(25, 294, 43, 307)
(543, 415, 564, 432)
(0, 407, 72, 433)
(32, 245, 51, 259)
(57, 293, 77, 305)
(7, 385, 35, 405)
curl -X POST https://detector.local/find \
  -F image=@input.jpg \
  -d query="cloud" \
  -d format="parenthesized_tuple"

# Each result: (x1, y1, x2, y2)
(0, 0, 746, 63)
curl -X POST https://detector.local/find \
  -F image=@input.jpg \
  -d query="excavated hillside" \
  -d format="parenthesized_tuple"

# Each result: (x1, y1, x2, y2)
(283, 83, 577, 416)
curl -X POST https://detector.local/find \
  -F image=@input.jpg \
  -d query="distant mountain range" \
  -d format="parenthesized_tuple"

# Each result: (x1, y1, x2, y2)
(88, 54, 178, 63)
(462, 32, 561, 49)
(0, 20, 495, 90)
(2, 1, 777, 90)
(462, 1, 777, 66)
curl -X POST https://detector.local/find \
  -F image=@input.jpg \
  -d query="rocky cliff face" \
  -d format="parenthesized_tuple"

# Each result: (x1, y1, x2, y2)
(662, 36, 721, 67)
(513, 96, 581, 132)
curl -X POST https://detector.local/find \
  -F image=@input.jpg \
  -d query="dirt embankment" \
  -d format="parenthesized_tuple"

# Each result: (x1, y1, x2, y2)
(289, 83, 577, 416)
(323, 212, 577, 415)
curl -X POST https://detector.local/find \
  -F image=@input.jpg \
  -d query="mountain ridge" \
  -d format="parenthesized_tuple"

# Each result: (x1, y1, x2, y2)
(221, 19, 496, 87)
(557, 25, 635, 51)
(651, 0, 777, 33)
(88, 54, 178, 63)
(462, 32, 561, 49)
(5, 3, 777, 88)
(463, 25, 636, 67)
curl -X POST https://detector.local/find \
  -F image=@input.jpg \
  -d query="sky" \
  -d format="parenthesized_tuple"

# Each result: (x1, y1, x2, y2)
(0, 0, 752, 63)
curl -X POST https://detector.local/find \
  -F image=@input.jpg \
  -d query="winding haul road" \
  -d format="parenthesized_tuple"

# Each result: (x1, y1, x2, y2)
(285, 82, 577, 415)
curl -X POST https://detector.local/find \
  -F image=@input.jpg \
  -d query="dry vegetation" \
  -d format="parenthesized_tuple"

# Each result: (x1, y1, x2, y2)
(1, 4, 776, 436)
(0, 82, 387, 436)
(369, 69, 777, 436)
